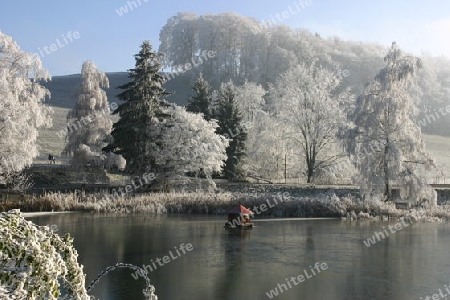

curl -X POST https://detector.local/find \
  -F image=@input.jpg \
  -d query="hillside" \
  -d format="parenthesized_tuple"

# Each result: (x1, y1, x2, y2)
(40, 71, 194, 109)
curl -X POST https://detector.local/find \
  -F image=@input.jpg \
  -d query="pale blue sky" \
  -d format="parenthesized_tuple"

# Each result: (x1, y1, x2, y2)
(1, 0, 449, 75)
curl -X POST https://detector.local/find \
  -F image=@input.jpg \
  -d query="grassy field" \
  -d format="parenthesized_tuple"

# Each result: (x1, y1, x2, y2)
(35, 106, 70, 163)
(423, 134, 450, 172)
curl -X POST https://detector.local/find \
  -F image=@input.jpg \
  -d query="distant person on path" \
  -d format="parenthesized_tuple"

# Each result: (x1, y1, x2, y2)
(48, 154, 56, 164)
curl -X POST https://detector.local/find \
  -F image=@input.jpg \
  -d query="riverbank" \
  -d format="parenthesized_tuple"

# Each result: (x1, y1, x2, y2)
(21, 211, 76, 217)
(2, 190, 450, 221)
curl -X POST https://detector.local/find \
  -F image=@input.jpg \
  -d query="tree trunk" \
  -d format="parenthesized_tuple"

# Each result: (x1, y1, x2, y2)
(306, 171, 312, 183)
(383, 143, 391, 201)
(306, 144, 316, 184)
(306, 163, 314, 184)
(384, 180, 391, 201)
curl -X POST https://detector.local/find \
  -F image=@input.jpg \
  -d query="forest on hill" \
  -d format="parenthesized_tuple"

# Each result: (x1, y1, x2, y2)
(158, 12, 450, 136)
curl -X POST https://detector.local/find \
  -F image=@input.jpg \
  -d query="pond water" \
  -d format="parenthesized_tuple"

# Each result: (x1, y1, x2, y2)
(28, 213, 450, 300)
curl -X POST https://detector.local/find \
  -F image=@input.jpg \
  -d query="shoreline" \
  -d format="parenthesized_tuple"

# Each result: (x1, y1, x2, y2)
(255, 217, 342, 222)
(22, 211, 76, 217)
(1, 190, 448, 222)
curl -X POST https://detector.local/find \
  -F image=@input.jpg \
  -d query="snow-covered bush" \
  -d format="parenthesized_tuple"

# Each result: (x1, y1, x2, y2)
(104, 152, 126, 172)
(4, 171, 34, 192)
(0, 210, 158, 299)
(0, 209, 88, 299)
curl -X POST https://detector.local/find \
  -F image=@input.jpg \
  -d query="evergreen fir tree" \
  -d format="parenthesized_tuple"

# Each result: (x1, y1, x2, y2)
(213, 81, 247, 180)
(104, 41, 171, 175)
(186, 74, 212, 120)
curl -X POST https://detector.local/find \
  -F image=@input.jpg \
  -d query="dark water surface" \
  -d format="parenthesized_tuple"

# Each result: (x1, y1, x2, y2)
(28, 213, 450, 300)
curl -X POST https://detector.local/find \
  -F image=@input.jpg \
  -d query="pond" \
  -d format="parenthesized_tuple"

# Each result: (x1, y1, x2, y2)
(28, 213, 450, 300)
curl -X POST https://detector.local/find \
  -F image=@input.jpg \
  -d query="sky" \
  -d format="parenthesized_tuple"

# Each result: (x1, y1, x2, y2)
(1, 0, 449, 76)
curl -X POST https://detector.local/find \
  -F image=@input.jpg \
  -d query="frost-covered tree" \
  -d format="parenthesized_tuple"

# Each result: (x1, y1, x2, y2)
(159, 13, 336, 88)
(151, 105, 228, 190)
(104, 41, 171, 175)
(270, 62, 350, 183)
(104, 151, 126, 172)
(0, 210, 158, 299)
(159, 12, 199, 72)
(186, 74, 212, 120)
(233, 82, 272, 178)
(62, 61, 113, 173)
(212, 81, 247, 180)
(245, 113, 298, 181)
(160, 12, 262, 85)
(0, 210, 89, 299)
(0, 31, 52, 183)
(235, 81, 266, 123)
(344, 42, 436, 205)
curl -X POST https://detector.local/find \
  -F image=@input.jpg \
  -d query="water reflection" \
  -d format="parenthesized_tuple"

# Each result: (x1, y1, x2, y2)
(214, 229, 251, 299)
(26, 214, 450, 300)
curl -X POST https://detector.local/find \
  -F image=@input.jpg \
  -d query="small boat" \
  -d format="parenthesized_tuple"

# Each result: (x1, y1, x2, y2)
(224, 205, 254, 229)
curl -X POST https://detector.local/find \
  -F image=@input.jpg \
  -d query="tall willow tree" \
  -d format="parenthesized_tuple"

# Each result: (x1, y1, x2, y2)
(62, 61, 111, 171)
(345, 43, 436, 205)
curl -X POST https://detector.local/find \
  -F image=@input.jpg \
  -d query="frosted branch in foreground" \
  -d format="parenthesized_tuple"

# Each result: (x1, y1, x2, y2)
(0, 210, 157, 300)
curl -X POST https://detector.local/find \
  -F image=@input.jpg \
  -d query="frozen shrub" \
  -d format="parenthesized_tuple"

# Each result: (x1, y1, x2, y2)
(0, 210, 89, 299)
(0, 210, 158, 299)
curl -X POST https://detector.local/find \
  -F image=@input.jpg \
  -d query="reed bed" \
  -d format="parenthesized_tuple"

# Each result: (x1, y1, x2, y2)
(2, 190, 450, 221)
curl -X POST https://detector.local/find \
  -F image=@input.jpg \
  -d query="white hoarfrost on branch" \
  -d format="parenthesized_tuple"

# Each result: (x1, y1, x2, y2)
(152, 105, 229, 189)
(270, 62, 351, 183)
(0, 30, 52, 181)
(245, 113, 296, 181)
(0, 210, 158, 300)
(343, 42, 436, 206)
(235, 81, 266, 123)
(62, 60, 115, 172)
(0, 210, 88, 299)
